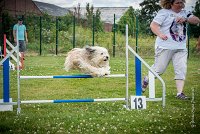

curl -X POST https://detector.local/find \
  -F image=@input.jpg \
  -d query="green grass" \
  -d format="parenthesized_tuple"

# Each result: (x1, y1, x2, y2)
(0, 54, 200, 134)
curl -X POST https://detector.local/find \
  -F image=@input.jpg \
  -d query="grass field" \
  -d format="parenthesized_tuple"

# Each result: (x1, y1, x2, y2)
(0, 53, 200, 134)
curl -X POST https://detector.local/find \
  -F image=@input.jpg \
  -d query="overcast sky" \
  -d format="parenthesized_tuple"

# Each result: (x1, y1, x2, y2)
(33, 0, 196, 11)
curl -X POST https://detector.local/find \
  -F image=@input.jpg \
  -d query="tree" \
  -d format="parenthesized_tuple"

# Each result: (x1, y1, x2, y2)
(117, 6, 139, 36)
(86, 3, 94, 28)
(85, 3, 103, 32)
(139, 0, 161, 22)
(190, 0, 200, 38)
(73, 3, 81, 24)
(138, 0, 161, 34)
(95, 8, 103, 32)
(193, 0, 200, 18)
(190, 0, 200, 52)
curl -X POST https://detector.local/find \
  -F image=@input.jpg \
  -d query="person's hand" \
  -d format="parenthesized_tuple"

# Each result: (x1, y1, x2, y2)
(158, 33, 168, 40)
(26, 39, 28, 44)
(14, 38, 17, 43)
(176, 17, 187, 24)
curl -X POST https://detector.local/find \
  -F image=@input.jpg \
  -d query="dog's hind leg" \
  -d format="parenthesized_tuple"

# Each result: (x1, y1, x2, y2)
(64, 57, 73, 71)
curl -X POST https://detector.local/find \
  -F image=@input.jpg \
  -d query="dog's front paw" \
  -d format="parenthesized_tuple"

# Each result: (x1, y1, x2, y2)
(104, 70, 110, 75)
(95, 69, 110, 77)
(89, 69, 104, 77)
(102, 67, 110, 76)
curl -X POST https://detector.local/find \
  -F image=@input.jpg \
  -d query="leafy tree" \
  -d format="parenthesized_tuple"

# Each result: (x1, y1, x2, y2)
(139, 0, 161, 22)
(1, 11, 15, 40)
(190, 0, 200, 38)
(192, 0, 200, 18)
(138, 0, 161, 34)
(73, 3, 81, 24)
(85, 3, 103, 32)
(86, 3, 94, 28)
(59, 13, 73, 31)
(117, 6, 139, 36)
(95, 8, 103, 32)
(190, 0, 200, 52)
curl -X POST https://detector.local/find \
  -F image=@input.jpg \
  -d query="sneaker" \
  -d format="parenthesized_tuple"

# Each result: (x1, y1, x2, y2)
(176, 93, 190, 100)
(142, 76, 149, 92)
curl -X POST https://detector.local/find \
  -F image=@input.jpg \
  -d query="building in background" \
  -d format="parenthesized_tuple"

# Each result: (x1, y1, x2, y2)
(0, 0, 43, 46)
(0, 0, 42, 21)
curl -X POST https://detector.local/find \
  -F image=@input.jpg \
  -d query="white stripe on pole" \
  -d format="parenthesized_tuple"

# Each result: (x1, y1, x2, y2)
(104, 74, 125, 78)
(16, 26, 21, 114)
(149, 71, 155, 98)
(125, 24, 129, 109)
(146, 98, 162, 101)
(20, 76, 53, 79)
(21, 100, 53, 104)
(94, 98, 125, 102)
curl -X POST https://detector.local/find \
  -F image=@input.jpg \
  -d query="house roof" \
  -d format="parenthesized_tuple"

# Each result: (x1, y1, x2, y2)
(33, 1, 71, 16)
(32, 1, 128, 23)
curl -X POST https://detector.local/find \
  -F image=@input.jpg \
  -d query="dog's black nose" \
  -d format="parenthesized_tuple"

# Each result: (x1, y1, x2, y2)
(104, 56, 109, 61)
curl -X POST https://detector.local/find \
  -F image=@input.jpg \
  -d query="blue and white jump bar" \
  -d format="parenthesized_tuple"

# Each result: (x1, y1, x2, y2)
(20, 74, 126, 79)
(23, 98, 126, 103)
(0, 98, 126, 105)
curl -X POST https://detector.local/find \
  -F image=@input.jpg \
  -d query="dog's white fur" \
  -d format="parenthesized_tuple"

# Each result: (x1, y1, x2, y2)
(64, 46, 110, 77)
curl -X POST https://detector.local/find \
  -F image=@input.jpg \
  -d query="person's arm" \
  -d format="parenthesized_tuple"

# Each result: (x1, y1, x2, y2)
(150, 21, 168, 40)
(25, 30, 28, 43)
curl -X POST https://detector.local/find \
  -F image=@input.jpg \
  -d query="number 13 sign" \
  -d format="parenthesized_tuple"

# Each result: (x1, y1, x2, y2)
(131, 96, 146, 109)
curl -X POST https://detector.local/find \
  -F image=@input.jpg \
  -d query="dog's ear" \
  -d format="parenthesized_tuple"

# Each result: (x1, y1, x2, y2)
(85, 46, 95, 53)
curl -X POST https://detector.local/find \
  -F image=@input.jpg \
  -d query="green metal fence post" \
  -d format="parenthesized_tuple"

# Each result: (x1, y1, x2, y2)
(187, 24, 190, 58)
(56, 17, 58, 55)
(92, 14, 95, 46)
(73, 14, 75, 48)
(113, 14, 116, 57)
(136, 15, 138, 53)
(40, 16, 42, 55)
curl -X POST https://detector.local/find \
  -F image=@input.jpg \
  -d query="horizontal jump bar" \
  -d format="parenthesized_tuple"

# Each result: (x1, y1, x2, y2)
(0, 98, 163, 105)
(20, 74, 126, 79)
(146, 98, 162, 101)
(0, 98, 126, 105)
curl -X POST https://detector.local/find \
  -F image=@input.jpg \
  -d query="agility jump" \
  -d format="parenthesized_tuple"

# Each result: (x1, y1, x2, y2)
(0, 34, 21, 111)
(0, 25, 166, 114)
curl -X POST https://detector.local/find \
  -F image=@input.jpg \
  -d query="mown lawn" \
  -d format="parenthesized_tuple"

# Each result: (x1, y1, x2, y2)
(0, 54, 200, 134)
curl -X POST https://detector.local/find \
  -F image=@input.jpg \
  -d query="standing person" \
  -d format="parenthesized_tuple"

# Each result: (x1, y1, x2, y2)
(13, 16, 28, 69)
(142, 0, 200, 100)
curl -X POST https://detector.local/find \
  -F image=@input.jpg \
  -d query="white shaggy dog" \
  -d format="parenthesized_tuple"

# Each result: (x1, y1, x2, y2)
(64, 46, 110, 77)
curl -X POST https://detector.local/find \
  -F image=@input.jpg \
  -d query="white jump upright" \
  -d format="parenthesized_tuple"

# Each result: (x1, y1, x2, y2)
(0, 34, 20, 111)
(149, 71, 155, 98)
(125, 24, 166, 106)
(0, 31, 21, 112)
